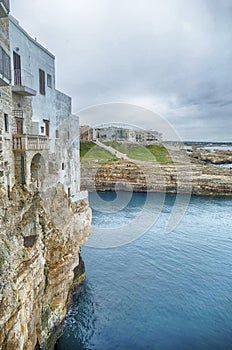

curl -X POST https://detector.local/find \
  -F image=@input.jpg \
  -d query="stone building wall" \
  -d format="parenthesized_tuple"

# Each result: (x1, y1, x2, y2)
(11, 95, 33, 135)
(0, 15, 14, 193)
(0, 118, 3, 189)
(8, 16, 80, 195)
(0, 17, 10, 52)
(55, 90, 72, 128)
(9, 16, 56, 134)
(0, 87, 14, 193)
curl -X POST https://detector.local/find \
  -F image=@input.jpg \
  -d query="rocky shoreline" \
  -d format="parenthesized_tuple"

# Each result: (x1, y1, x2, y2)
(81, 160, 232, 196)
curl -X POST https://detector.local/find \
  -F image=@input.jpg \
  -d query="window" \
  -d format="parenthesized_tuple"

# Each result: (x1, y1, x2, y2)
(47, 74, 52, 88)
(16, 118, 23, 134)
(62, 163, 65, 170)
(56, 129, 59, 138)
(68, 187, 71, 197)
(4, 114, 8, 132)
(13, 51, 22, 85)
(41, 126, 45, 134)
(39, 69, 45, 95)
(43, 119, 50, 137)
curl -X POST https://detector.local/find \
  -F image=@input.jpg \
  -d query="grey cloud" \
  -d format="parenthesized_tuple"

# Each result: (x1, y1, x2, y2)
(10, 0, 232, 141)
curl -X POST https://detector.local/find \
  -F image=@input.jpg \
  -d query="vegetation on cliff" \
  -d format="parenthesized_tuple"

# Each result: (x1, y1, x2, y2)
(103, 141, 172, 162)
(80, 142, 117, 161)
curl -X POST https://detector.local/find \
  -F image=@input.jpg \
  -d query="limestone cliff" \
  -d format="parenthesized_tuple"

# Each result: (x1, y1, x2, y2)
(81, 160, 232, 196)
(191, 149, 232, 164)
(0, 184, 91, 350)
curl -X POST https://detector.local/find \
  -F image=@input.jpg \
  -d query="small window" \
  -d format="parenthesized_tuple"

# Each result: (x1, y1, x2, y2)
(4, 114, 9, 132)
(56, 129, 59, 138)
(62, 163, 65, 170)
(67, 131, 70, 139)
(47, 74, 52, 88)
(39, 69, 45, 95)
(43, 119, 50, 137)
(16, 117, 23, 134)
(41, 126, 45, 133)
(68, 187, 71, 197)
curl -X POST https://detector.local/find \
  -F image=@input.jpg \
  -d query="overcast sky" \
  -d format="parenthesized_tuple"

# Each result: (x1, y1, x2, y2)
(10, 0, 232, 141)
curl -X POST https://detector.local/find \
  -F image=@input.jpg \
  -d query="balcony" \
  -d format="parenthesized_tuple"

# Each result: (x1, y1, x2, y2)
(0, 47, 11, 86)
(12, 68, 36, 96)
(0, 0, 9, 18)
(13, 134, 49, 151)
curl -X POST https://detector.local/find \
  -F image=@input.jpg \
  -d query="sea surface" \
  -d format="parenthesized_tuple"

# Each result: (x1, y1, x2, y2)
(203, 146, 232, 151)
(215, 163, 232, 168)
(56, 192, 232, 350)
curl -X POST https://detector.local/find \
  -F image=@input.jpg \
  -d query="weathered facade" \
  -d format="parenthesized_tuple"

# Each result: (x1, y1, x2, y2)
(0, 3, 91, 350)
(0, 1, 13, 195)
(0, 12, 80, 197)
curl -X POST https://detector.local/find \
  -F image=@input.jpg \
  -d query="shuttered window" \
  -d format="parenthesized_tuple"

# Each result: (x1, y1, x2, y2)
(13, 51, 22, 85)
(16, 118, 23, 134)
(39, 69, 45, 95)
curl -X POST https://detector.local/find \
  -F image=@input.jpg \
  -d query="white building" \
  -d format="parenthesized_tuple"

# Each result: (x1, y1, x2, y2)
(0, 9, 80, 197)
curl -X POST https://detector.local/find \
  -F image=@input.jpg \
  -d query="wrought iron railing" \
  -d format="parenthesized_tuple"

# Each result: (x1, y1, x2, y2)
(13, 135, 49, 151)
(12, 110, 23, 118)
(0, 48, 11, 81)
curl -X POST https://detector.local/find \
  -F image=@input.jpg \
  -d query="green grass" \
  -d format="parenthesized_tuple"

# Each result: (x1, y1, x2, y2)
(104, 141, 154, 160)
(80, 142, 96, 157)
(104, 141, 128, 154)
(81, 141, 172, 163)
(127, 144, 156, 161)
(104, 141, 172, 163)
(146, 144, 172, 163)
(80, 142, 117, 161)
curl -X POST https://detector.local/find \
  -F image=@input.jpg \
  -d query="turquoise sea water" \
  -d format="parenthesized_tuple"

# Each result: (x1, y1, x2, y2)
(56, 192, 232, 350)
(215, 163, 232, 168)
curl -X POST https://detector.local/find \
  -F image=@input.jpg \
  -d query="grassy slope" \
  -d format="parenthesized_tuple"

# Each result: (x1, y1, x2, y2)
(146, 144, 172, 163)
(104, 141, 171, 163)
(80, 142, 117, 161)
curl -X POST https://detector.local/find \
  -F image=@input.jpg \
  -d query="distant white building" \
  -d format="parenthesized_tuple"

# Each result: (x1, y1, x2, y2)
(128, 129, 161, 143)
(93, 126, 128, 141)
(90, 125, 162, 144)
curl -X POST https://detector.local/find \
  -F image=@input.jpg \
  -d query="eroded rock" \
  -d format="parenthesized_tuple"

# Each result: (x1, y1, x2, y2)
(0, 184, 91, 350)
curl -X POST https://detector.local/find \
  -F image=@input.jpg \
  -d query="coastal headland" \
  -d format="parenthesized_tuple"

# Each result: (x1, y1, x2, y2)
(81, 144, 232, 196)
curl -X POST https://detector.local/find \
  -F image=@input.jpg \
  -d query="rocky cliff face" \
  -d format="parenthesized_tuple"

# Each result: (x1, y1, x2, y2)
(191, 149, 232, 164)
(81, 160, 232, 196)
(0, 184, 91, 350)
